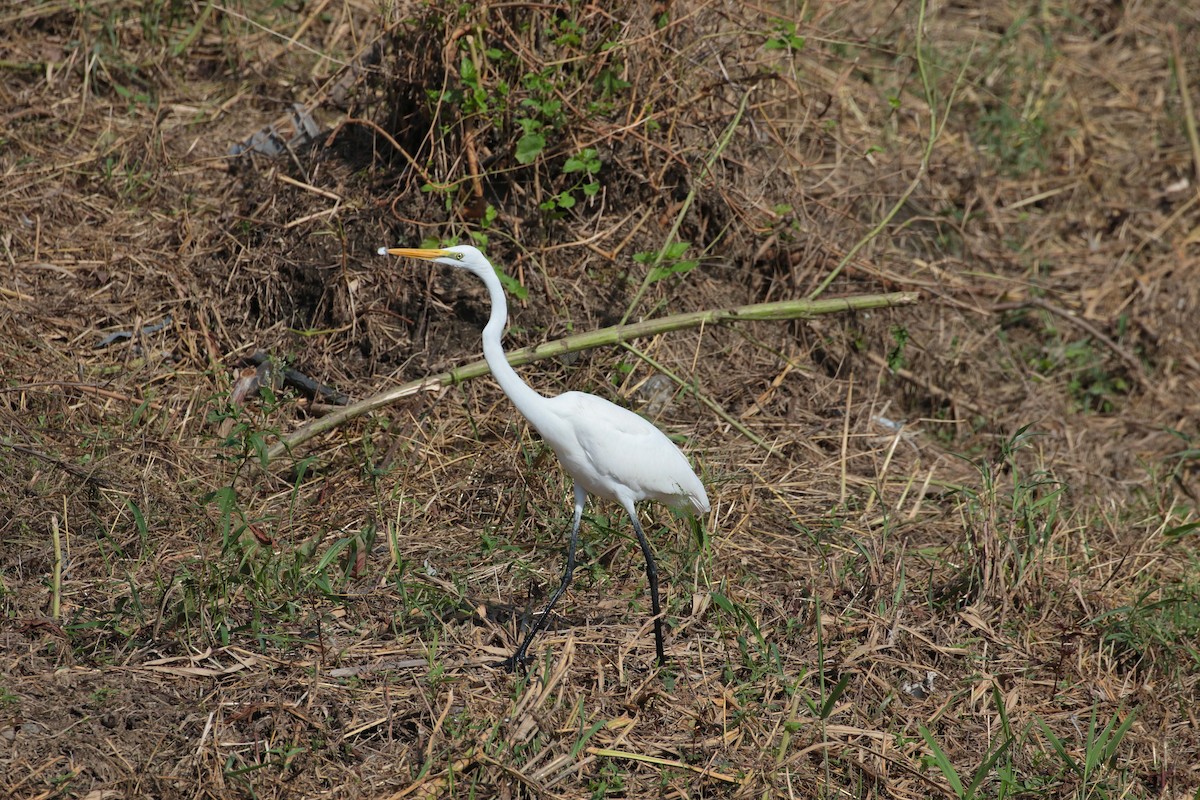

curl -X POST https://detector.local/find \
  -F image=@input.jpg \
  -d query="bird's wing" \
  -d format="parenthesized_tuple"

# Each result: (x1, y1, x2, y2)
(547, 392, 709, 513)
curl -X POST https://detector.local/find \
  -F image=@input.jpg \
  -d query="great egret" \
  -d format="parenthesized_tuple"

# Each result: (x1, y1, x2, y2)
(378, 244, 710, 669)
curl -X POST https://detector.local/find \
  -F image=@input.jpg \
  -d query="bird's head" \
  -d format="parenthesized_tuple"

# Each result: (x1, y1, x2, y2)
(377, 244, 493, 278)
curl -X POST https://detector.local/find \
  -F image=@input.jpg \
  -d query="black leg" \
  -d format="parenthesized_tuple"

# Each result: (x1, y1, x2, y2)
(501, 484, 586, 671)
(623, 500, 665, 666)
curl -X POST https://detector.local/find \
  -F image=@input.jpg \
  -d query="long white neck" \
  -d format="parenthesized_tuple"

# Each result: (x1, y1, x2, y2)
(476, 264, 548, 422)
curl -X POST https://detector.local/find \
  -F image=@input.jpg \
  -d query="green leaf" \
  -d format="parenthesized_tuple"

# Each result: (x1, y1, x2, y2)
(569, 719, 607, 758)
(1036, 718, 1079, 774)
(818, 674, 849, 719)
(664, 241, 690, 260)
(248, 431, 270, 468)
(459, 56, 476, 84)
(494, 267, 528, 301)
(515, 132, 545, 164)
(918, 726, 964, 796)
(647, 259, 698, 283)
(1165, 520, 1200, 539)
(516, 117, 541, 134)
(313, 537, 352, 576)
(126, 499, 148, 541)
(563, 148, 600, 175)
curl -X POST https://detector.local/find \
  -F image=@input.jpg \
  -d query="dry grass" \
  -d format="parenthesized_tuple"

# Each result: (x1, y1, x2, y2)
(2, 0, 1199, 797)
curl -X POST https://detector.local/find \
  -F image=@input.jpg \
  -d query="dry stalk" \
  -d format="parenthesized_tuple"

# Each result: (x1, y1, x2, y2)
(50, 512, 62, 621)
(265, 291, 918, 461)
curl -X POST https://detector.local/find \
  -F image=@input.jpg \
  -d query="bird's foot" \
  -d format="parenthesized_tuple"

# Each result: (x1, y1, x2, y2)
(497, 652, 533, 673)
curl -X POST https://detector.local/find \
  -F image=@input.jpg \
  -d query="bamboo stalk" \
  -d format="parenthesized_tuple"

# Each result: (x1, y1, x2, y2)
(265, 291, 919, 461)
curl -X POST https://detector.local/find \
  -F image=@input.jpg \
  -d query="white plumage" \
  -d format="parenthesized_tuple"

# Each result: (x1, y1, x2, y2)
(379, 244, 709, 668)
(546, 391, 709, 513)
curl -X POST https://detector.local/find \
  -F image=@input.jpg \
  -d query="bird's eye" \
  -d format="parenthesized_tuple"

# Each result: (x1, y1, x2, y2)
(455, 253, 464, 260)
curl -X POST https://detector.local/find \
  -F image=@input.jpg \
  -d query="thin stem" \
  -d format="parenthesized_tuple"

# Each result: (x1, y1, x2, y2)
(620, 342, 768, 452)
(807, 0, 969, 299)
(50, 512, 62, 621)
(620, 90, 752, 324)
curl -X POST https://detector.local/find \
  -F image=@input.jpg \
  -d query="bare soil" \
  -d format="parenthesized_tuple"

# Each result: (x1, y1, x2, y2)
(2, 1, 1199, 798)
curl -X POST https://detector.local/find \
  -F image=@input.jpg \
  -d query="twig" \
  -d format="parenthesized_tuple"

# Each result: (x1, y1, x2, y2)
(265, 291, 918, 461)
(325, 117, 449, 190)
(1170, 29, 1200, 186)
(807, 0, 970, 299)
(276, 173, 343, 202)
(991, 297, 1160, 399)
(247, 351, 350, 405)
(619, 89, 752, 324)
(620, 342, 768, 451)
(584, 747, 744, 785)
(0, 284, 34, 301)
(1, 436, 114, 487)
(863, 350, 983, 416)
(464, 122, 484, 204)
(50, 512, 62, 621)
(386, 745, 480, 800)
(210, 3, 352, 68)
(0, 381, 163, 409)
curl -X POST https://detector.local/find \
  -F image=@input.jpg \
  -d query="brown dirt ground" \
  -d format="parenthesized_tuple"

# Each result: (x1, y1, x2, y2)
(2, 1, 1199, 798)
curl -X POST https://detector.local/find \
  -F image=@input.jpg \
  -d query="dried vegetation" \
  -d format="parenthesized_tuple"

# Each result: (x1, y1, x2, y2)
(2, 0, 1199, 798)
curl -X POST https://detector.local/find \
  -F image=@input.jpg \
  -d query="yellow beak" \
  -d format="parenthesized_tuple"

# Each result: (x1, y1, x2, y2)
(379, 247, 451, 260)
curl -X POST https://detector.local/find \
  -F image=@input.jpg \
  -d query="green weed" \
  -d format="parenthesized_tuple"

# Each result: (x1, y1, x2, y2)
(1019, 324, 1130, 413)
(762, 19, 807, 55)
(944, 425, 1064, 607)
(634, 241, 700, 284)
(1089, 579, 1200, 679)
(919, 688, 1016, 799)
(539, 148, 602, 212)
(1037, 704, 1137, 798)
(588, 758, 627, 798)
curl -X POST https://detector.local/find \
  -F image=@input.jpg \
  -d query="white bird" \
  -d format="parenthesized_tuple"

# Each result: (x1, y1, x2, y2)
(379, 244, 709, 669)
